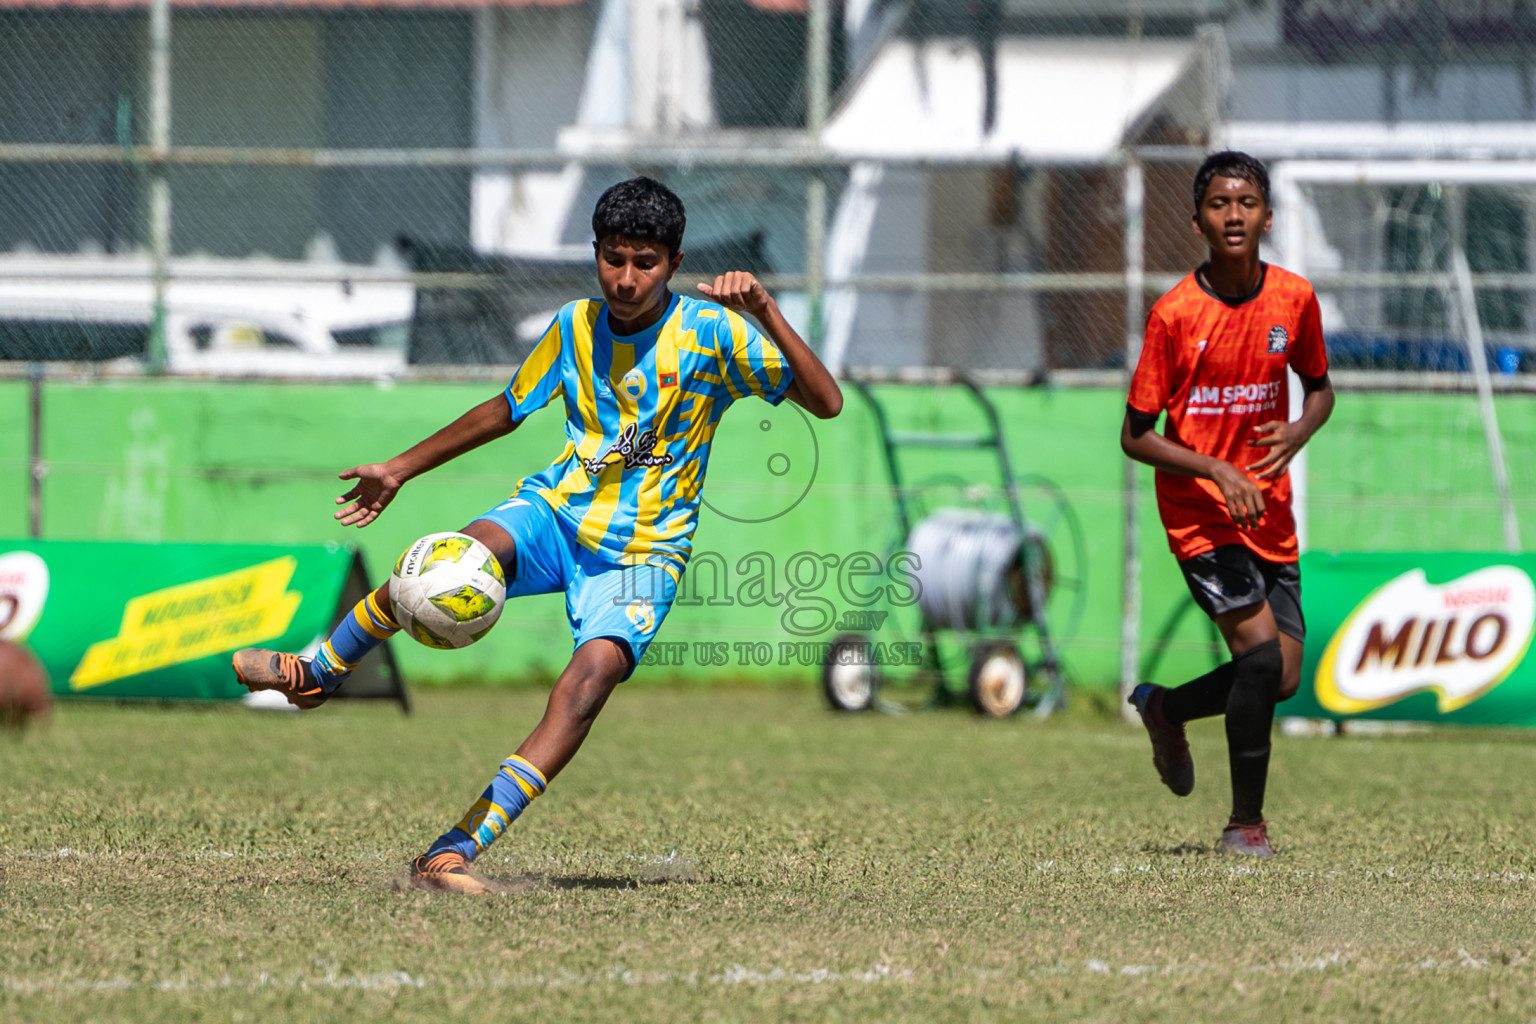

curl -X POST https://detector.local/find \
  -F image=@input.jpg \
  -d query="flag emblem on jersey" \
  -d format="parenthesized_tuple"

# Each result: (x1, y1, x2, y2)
(621, 368, 647, 399)
(1267, 325, 1288, 353)
(659, 372, 677, 389)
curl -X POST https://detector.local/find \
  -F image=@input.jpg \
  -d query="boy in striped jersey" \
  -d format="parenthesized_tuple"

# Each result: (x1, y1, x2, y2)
(233, 177, 843, 893)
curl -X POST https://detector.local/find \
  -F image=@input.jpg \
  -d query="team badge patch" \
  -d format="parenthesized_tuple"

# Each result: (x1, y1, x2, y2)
(621, 368, 647, 399)
(626, 598, 656, 634)
(1267, 325, 1289, 353)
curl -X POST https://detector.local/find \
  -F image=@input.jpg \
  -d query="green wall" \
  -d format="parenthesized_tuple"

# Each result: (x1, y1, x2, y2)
(4, 377, 1534, 690)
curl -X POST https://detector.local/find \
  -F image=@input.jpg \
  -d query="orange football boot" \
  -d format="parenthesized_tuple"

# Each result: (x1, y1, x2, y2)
(410, 851, 490, 895)
(232, 649, 328, 710)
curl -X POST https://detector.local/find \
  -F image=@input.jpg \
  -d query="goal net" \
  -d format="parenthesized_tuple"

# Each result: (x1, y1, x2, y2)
(1271, 161, 1534, 555)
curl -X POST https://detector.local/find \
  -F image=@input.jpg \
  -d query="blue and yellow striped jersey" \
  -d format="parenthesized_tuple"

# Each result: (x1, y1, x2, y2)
(503, 291, 793, 575)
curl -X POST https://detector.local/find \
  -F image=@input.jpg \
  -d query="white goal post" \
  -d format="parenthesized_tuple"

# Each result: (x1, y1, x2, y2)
(1271, 158, 1531, 555)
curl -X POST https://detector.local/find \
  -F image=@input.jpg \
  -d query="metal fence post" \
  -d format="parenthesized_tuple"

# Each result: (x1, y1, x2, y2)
(28, 363, 43, 538)
(147, 0, 172, 375)
(1119, 154, 1145, 720)
(804, 0, 831, 346)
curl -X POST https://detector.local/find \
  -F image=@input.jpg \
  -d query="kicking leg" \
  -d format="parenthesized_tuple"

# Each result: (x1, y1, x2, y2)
(412, 638, 629, 893)
(233, 520, 515, 708)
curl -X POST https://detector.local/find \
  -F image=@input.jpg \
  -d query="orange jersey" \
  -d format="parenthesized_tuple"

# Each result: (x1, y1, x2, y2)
(1128, 264, 1328, 563)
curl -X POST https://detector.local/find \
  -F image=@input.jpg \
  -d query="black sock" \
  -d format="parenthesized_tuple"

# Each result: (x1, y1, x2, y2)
(1161, 660, 1237, 725)
(1224, 639, 1283, 825)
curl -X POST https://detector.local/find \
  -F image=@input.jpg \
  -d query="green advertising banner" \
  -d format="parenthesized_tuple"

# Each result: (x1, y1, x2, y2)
(0, 540, 405, 707)
(1293, 552, 1536, 726)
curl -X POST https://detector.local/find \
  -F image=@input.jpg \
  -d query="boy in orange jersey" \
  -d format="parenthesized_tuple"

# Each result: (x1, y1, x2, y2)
(1122, 151, 1335, 858)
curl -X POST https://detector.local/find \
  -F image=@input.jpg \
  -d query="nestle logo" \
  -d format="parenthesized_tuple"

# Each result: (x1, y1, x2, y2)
(1443, 587, 1510, 609)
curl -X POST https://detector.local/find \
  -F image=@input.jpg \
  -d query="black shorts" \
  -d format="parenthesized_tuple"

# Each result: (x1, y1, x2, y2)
(1177, 544, 1305, 642)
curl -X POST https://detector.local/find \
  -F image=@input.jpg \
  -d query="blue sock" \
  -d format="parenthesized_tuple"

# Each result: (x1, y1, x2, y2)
(427, 755, 548, 862)
(313, 592, 398, 692)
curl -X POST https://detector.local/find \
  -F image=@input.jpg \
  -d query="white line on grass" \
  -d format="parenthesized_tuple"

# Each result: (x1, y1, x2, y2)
(6, 950, 1527, 998)
(1, 962, 911, 996)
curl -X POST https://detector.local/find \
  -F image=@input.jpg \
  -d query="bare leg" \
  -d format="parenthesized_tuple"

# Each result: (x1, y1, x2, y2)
(1277, 632, 1304, 701)
(1213, 599, 1279, 655)
(515, 638, 629, 781)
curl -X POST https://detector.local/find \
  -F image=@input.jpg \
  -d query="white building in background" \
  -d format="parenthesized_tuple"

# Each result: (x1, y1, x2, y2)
(818, 29, 1226, 373)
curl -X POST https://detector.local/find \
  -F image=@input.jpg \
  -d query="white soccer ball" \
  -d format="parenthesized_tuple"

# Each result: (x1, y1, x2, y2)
(390, 532, 506, 649)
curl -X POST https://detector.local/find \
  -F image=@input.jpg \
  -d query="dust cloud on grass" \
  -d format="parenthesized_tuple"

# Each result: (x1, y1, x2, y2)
(3, 688, 1535, 1022)
(387, 849, 703, 895)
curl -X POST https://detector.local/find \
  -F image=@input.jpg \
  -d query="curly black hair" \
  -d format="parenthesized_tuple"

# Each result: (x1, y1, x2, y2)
(592, 176, 686, 254)
(1192, 151, 1270, 211)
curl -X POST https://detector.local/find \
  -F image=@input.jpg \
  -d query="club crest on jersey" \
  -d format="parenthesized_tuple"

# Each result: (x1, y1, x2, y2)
(1267, 325, 1289, 354)
(582, 422, 675, 475)
(621, 368, 647, 400)
(626, 598, 657, 634)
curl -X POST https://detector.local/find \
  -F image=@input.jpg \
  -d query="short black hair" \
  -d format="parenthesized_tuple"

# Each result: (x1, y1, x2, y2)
(1192, 151, 1270, 211)
(592, 176, 686, 255)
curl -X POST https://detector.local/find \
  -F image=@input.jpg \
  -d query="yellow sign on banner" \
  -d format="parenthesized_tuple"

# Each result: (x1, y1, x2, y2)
(70, 556, 303, 690)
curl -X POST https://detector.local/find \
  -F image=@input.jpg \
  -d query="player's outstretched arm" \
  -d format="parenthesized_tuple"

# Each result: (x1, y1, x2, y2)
(697, 271, 843, 419)
(1121, 408, 1266, 530)
(1247, 371, 1334, 480)
(334, 394, 516, 528)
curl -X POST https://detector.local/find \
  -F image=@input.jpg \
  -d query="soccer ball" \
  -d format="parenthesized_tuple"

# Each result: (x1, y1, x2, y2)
(390, 532, 506, 650)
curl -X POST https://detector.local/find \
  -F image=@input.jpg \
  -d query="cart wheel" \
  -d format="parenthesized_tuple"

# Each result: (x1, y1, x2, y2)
(967, 641, 1026, 717)
(822, 633, 879, 712)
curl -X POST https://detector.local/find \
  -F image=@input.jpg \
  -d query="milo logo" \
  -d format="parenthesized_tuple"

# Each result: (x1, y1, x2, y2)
(1315, 566, 1536, 714)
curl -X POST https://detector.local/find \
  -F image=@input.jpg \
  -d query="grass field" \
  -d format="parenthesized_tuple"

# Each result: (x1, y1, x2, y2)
(3, 687, 1536, 1022)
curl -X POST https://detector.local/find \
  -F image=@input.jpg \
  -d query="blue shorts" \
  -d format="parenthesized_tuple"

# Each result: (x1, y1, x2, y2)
(473, 494, 677, 679)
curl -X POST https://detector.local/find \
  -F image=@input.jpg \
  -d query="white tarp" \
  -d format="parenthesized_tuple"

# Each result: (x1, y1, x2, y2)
(822, 38, 1199, 161)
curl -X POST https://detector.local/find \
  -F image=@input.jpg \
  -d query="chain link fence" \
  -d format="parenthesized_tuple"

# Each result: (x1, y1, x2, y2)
(2, 0, 1528, 379)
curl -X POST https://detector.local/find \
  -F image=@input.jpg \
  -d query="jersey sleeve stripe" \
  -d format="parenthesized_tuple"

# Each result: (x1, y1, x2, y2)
(505, 314, 566, 423)
(569, 304, 607, 463)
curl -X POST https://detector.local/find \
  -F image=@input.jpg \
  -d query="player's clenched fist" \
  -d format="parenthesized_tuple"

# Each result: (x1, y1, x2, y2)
(697, 271, 770, 318)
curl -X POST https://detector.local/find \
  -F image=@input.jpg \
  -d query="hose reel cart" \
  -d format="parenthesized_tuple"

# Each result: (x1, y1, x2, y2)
(821, 373, 1085, 717)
